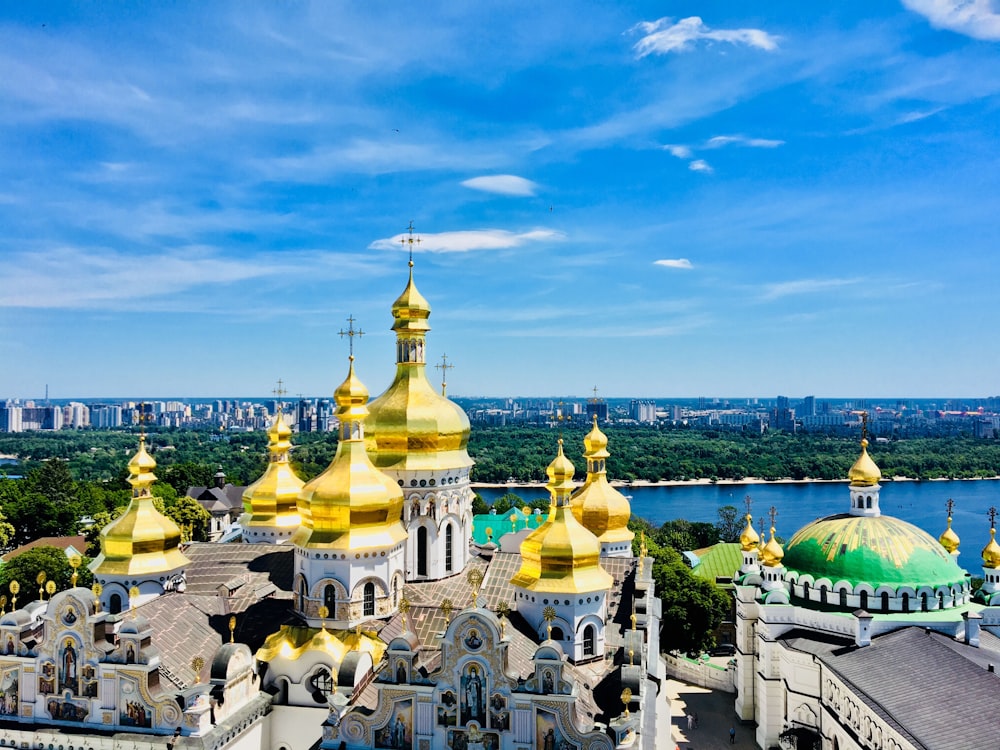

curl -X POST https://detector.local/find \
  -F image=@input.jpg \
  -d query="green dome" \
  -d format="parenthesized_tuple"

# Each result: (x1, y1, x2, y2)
(783, 514, 966, 589)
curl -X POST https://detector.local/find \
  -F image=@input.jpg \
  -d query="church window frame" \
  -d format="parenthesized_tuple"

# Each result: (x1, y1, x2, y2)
(445, 525, 454, 573)
(583, 624, 596, 656)
(363, 582, 376, 617)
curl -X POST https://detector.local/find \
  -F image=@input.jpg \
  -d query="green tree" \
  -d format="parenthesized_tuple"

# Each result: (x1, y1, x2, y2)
(491, 492, 523, 514)
(0, 546, 94, 607)
(471, 494, 489, 515)
(163, 496, 211, 542)
(715, 505, 742, 543)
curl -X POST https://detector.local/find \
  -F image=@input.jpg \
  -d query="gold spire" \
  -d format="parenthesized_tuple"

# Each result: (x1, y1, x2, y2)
(740, 495, 760, 551)
(983, 507, 1000, 569)
(291, 350, 407, 551)
(939, 498, 960, 554)
(510, 440, 613, 594)
(90, 436, 190, 577)
(365, 229, 472, 473)
(760, 507, 784, 567)
(242, 406, 304, 532)
(570, 416, 634, 546)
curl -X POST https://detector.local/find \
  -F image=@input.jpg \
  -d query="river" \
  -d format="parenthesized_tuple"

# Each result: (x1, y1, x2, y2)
(473, 480, 1000, 573)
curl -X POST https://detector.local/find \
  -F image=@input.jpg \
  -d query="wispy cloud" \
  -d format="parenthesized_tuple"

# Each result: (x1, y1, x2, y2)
(705, 135, 785, 149)
(902, 0, 1000, 41)
(760, 278, 861, 301)
(664, 144, 693, 159)
(461, 175, 538, 197)
(369, 229, 564, 253)
(689, 160, 714, 173)
(633, 16, 780, 57)
(655, 259, 694, 270)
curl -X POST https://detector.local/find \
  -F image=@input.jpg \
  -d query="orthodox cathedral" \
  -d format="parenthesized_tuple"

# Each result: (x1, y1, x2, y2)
(732, 432, 1000, 750)
(0, 248, 663, 750)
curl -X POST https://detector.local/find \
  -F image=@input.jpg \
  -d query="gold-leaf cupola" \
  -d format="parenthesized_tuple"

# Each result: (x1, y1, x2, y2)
(570, 416, 634, 550)
(939, 500, 960, 555)
(510, 440, 613, 594)
(365, 253, 472, 473)
(292, 356, 407, 551)
(760, 525, 785, 568)
(848, 438, 882, 487)
(740, 513, 761, 552)
(91, 437, 190, 577)
(982, 508, 1000, 569)
(242, 408, 303, 533)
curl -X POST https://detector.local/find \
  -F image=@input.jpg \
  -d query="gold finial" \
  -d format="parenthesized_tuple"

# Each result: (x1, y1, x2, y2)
(338, 314, 365, 359)
(628, 647, 634, 666)
(317, 605, 329, 630)
(8, 581, 18, 610)
(69, 554, 82, 587)
(273, 379, 287, 412)
(638, 531, 647, 575)
(92, 582, 102, 612)
(510, 509, 519, 532)
(495, 600, 510, 638)
(485, 526, 493, 543)
(441, 598, 454, 623)
(0, 595, 6, 615)
(630, 601, 637, 630)
(400, 220, 421, 265)
(467, 568, 484, 607)
(621, 687, 632, 718)
(228, 615, 237, 643)
(940, 498, 960, 553)
(45, 580, 56, 598)
(542, 605, 557, 640)
(191, 656, 205, 683)
(435, 353, 455, 397)
(129, 585, 140, 618)
(36, 571, 47, 601)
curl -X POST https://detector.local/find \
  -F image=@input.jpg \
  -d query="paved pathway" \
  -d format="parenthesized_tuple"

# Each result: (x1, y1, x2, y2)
(665, 679, 756, 750)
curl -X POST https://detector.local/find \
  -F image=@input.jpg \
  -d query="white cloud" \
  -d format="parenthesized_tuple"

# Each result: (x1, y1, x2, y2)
(902, 0, 1000, 41)
(689, 159, 713, 173)
(654, 258, 694, 269)
(369, 229, 564, 253)
(664, 144, 693, 159)
(705, 135, 785, 148)
(760, 278, 861, 301)
(633, 16, 780, 57)
(461, 175, 539, 196)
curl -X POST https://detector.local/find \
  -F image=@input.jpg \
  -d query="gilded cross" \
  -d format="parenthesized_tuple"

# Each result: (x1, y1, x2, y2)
(435, 354, 455, 397)
(946, 498, 955, 519)
(273, 379, 287, 413)
(989, 506, 997, 530)
(744, 494, 753, 518)
(591, 385, 599, 402)
(399, 221, 422, 264)
(338, 315, 365, 358)
(768, 505, 778, 530)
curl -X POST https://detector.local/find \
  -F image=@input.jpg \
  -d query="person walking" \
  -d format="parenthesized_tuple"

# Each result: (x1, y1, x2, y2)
(729, 725, 736, 744)
(686, 714, 693, 731)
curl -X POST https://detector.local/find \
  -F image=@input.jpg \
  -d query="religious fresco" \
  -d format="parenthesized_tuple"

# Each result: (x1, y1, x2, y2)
(447, 727, 500, 750)
(38, 662, 55, 695)
(2, 635, 15, 656)
(536, 709, 577, 750)
(541, 669, 555, 695)
(488, 693, 509, 732)
(81, 664, 98, 697)
(463, 628, 483, 650)
(0, 666, 18, 717)
(59, 638, 80, 693)
(437, 690, 457, 727)
(45, 696, 89, 722)
(119, 675, 153, 728)
(459, 663, 486, 726)
(374, 698, 412, 750)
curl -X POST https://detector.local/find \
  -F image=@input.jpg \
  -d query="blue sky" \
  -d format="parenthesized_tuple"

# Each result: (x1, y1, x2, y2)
(1, 1, 999, 400)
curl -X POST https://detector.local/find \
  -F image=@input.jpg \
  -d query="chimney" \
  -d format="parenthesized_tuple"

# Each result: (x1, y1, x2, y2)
(854, 609, 872, 647)
(963, 611, 982, 647)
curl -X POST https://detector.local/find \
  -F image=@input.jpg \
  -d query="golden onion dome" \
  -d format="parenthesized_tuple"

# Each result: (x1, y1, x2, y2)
(292, 359, 407, 551)
(255, 623, 386, 667)
(939, 516, 960, 555)
(739, 513, 761, 552)
(365, 265, 472, 472)
(760, 527, 784, 568)
(848, 439, 882, 486)
(982, 528, 1000, 569)
(242, 411, 303, 530)
(571, 419, 633, 545)
(90, 437, 189, 577)
(510, 441, 613, 594)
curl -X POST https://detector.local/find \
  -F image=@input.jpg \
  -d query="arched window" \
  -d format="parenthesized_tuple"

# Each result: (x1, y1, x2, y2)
(939, 591, 945, 609)
(392, 577, 399, 606)
(417, 527, 428, 577)
(839, 589, 848, 608)
(583, 625, 595, 657)
(803, 581, 811, 600)
(866, 496, 872, 509)
(323, 584, 336, 614)
(880, 592, 890, 613)
(298, 579, 307, 612)
(363, 582, 375, 617)
(901, 592, 910, 613)
(445, 525, 454, 573)
(310, 668, 335, 703)
(109, 593, 122, 615)
(921, 592, 929, 612)
(860, 591, 869, 610)
(819, 585, 828, 605)
(550, 626, 565, 641)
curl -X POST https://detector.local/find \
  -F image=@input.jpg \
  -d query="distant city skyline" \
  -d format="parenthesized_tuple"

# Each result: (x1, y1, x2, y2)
(2, 3, 999, 398)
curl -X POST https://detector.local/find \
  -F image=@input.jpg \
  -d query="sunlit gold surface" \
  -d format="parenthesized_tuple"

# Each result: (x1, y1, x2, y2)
(242, 411, 304, 528)
(292, 359, 407, 550)
(848, 438, 882, 486)
(740, 513, 761, 552)
(511, 441, 613, 594)
(570, 417, 634, 545)
(90, 437, 190, 577)
(939, 516, 960, 554)
(365, 266, 473, 473)
(760, 526, 784, 567)
(255, 623, 386, 665)
(983, 528, 1000, 568)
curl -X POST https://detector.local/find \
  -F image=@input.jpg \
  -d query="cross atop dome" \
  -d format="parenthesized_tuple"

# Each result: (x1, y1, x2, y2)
(338, 314, 365, 359)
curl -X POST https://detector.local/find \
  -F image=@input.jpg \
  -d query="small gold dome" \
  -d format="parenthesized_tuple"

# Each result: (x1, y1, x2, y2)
(939, 517, 960, 554)
(848, 439, 882, 486)
(510, 441, 613, 594)
(983, 528, 1000, 569)
(391, 263, 431, 333)
(91, 437, 189, 577)
(571, 419, 633, 546)
(760, 527, 784, 567)
(242, 411, 303, 530)
(740, 513, 761, 552)
(293, 359, 406, 551)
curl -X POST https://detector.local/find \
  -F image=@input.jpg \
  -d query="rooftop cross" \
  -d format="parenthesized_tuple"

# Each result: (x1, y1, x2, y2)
(273, 379, 287, 412)
(860, 410, 869, 441)
(744, 494, 753, 518)
(591, 385, 600, 403)
(435, 353, 455, 396)
(769, 505, 778, 529)
(990, 506, 997, 531)
(399, 220, 421, 265)
(946, 498, 955, 518)
(338, 314, 365, 358)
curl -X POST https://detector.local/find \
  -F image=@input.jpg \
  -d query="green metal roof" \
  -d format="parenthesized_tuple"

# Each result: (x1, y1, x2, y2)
(691, 542, 742, 584)
(471, 509, 546, 545)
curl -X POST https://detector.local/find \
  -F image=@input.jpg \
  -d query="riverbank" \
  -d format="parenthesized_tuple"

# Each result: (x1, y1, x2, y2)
(472, 475, 1000, 490)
